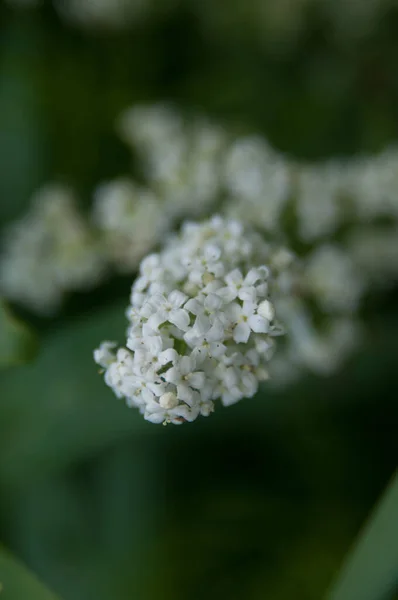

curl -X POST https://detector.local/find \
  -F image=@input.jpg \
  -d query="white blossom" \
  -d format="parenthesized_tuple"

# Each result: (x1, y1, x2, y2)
(224, 136, 291, 231)
(294, 162, 344, 241)
(92, 178, 168, 272)
(117, 104, 227, 220)
(347, 226, 398, 288)
(273, 298, 362, 378)
(344, 148, 398, 221)
(94, 216, 292, 424)
(0, 184, 105, 315)
(304, 244, 366, 312)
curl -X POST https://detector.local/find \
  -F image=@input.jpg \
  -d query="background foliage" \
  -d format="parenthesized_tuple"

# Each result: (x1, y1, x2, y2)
(0, 1, 397, 598)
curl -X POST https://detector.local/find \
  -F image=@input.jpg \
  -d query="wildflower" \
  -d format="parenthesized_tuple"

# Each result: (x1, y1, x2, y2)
(0, 184, 105, 315)
(118, 104, 228, 219)
(92, 178, 168, 273)
(224, 137, 291, 231)
(94, 216, 291, 424)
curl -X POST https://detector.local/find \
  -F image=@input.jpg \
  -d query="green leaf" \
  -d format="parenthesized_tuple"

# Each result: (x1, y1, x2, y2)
(0, 301, 154, 488)
(327, 471, 398, 600)
(0, 546, 61, 600)
(0, 300, 38, 368)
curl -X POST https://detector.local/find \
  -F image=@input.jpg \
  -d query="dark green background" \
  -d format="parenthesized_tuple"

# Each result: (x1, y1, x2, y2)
(0, 1, 397, 598)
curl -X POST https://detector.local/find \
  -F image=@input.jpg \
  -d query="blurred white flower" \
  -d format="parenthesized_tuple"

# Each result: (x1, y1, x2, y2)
(274, 298, 362, 378)
(304, 244, 365, 312)
(92, 177, 168, 272)
(94, 216, 291, 424)
(224, 136, 291, 231)
(117, 104, 228, 220)
(0, 184, 105, 315)
(347, 226, 398, 288)
(295, 162, 344, 241)
(345, 148, 398, 221)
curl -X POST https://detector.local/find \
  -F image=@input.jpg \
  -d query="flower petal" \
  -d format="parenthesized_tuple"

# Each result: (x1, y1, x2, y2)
(257, 300, 275, 321)
(169, 308, 190, 331)
(244, 268, 262, 286)
(204, 293, 223, 311)
(248, 314, 269, 333)
(221, 386, 242, 406)
(164, 366, 181, 384)
(194, 314, 212, 335)
(145, 411, 165, 424)
(204, 244, 221, 261)
(177, 383, 194, 403)
(168, 290, 188, 308)
(187, 371, 206, 388)
(233, 321, 251, 343)
(146, 335, 163, 355)
(225, 269, 243, 286)
(209, 342, 226, 358)
(158, 348, 178, 365)
(216, 286, 237, 303)
(185, 297, 204, 316)
(148, 311, 167, 331)
(206, 318, 224, 342)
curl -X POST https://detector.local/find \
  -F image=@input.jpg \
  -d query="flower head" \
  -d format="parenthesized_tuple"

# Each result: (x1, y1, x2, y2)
(0, 184, 105, 315)
(94, 216, 292, 424)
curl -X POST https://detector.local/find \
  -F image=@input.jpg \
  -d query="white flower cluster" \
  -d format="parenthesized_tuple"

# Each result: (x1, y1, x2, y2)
(304, 244, 365, 313)
(224, 136, 291, 232)
(272, 297, 362, 380)
(345, 148, 398, 221)
(94, 216, 288, 424)
(92, 178, 169, 272)
(347, 226, 398, 289)
(0, 184, 105, 315)
(223, 139, 398, 245)
(118, 104, 228, 220)
(294, 162, 345, 242)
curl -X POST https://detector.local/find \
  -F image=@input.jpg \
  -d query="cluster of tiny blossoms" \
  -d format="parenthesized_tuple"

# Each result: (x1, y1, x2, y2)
(92, 178, 169, 272)
(117, 104, 228, 220)
(0, 184, 105, 315)
(94, 216, 287, 424)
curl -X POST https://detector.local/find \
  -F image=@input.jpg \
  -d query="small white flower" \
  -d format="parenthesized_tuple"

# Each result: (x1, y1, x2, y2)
(147, 291, 190, 331)
(164, 356, 206, 403)
(227, 301, 270, 344)
(217, 267, 269, 303)
(93, 341, 117, 369)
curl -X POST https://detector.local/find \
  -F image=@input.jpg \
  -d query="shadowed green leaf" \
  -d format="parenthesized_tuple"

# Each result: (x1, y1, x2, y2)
(0, 546, 61, 600)
(327, 471, 398, 600)
(0, 301, 153, 488)
(0, 301, 38, 368)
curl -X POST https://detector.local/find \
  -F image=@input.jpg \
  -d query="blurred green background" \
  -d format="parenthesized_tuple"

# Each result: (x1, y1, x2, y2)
(0, 1, 398, 598)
